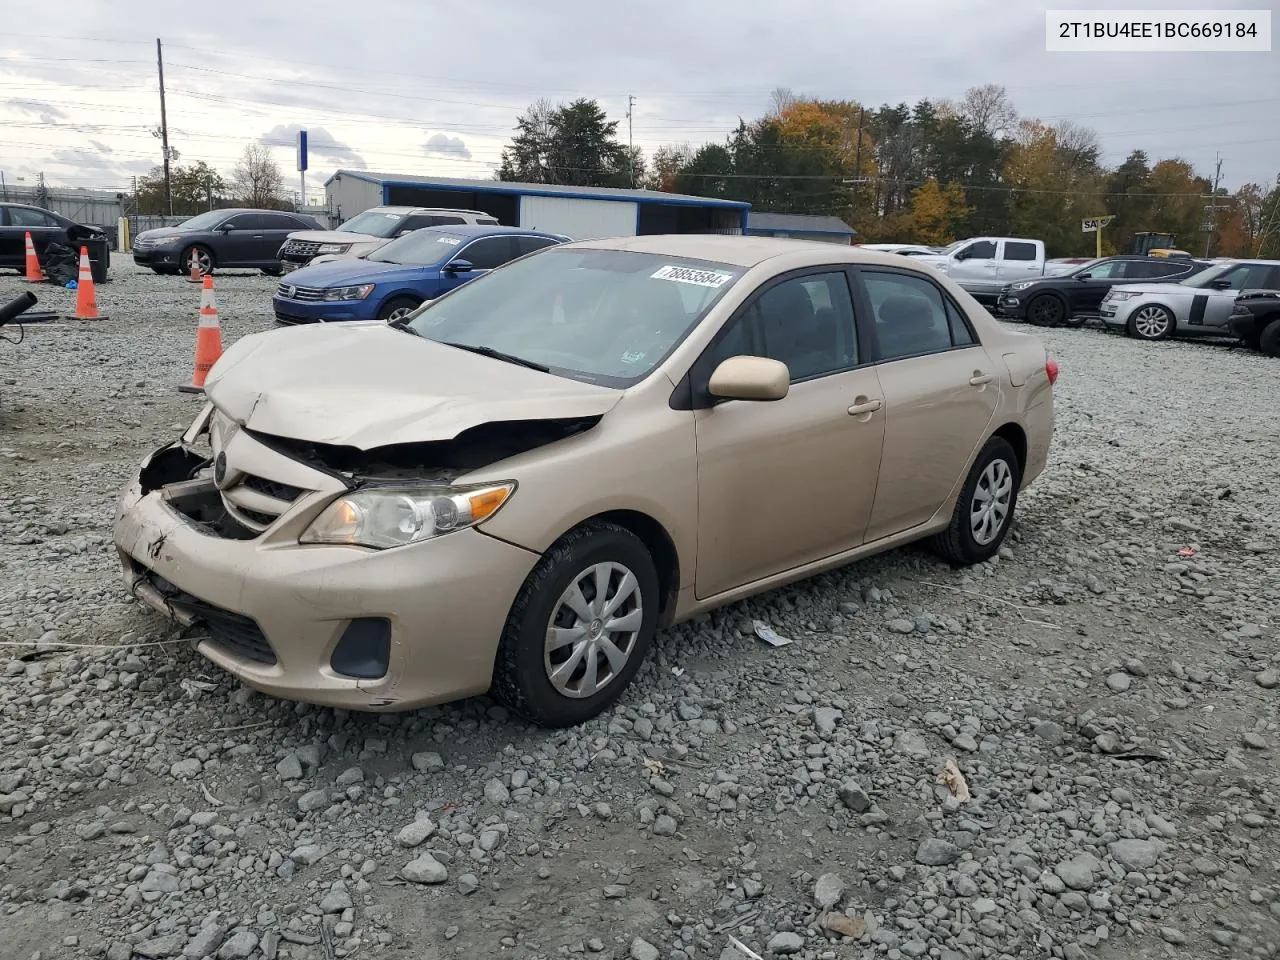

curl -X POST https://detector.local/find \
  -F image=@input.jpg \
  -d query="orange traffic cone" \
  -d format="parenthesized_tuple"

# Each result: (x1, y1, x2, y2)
(22, 232, 45, 282)
(186, 253, 204, 284)
(179, 275, 223, 394)
(63, 247, 107, 320)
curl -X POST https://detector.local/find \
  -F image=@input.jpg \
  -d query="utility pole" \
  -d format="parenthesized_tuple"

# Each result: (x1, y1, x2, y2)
(626, 95, 636, 188)
(1204, 152, 1222, 257)
(156, 38, 173, 216)
(852, 106, 866, 218)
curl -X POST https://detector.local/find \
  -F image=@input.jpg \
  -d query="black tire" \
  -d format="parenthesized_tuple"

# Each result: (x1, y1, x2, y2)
(493, 521, 660, 728)
(929, 436, 1022, 567)
(181, 245, 215, 277)
(1026, 294, 1066, 327)
(376, 296, 421, 323)
(1260, 319, 1280, 357)
(1127, 304, 1175, 341)
(261, 265, 284, 277)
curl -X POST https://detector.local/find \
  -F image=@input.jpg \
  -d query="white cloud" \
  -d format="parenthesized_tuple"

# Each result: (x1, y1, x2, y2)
(424, 133, 471, 160)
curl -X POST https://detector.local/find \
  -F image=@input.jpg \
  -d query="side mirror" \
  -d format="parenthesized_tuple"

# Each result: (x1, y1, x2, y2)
(445, 259, 475, 274)
(397, 229, 412, 237)
(1210, 279, 1231, 290)
(953, 250, 969, 261)
(708, 356, 790, 402)
(1076, 272, 1092, 280)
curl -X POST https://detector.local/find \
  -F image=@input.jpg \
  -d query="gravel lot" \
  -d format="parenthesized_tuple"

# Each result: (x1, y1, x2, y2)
(1, 257, 1278, 960)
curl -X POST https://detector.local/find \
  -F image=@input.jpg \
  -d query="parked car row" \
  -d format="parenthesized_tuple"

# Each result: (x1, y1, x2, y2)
(991, 253, 1280, 356)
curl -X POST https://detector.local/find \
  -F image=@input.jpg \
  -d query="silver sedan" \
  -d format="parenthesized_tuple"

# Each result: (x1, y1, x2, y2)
(1100, 259, 1280, 341)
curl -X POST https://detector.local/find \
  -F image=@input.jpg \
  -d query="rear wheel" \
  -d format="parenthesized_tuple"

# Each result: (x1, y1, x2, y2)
(1026, 294, 1066, 327)
(929, 436, 1021, 566)
(376, 296, 421, 323)
(493, 521, 659, 728)
(1260, 318, 1280, 357)
(1128, 304, 1175, 340)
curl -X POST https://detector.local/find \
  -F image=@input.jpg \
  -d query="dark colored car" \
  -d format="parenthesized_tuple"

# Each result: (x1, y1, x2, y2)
(995, 255, 1210, 326)
(1227, 290, 1280, 355)
(131, 208, 324, 277)
(0, 202, 111, 283)
(272, 225, 569, 325)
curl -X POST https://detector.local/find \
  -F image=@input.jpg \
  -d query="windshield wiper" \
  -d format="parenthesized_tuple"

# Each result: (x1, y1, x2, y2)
(439, 341, 549, 372)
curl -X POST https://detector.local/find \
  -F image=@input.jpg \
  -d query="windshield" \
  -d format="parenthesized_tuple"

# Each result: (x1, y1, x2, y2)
(179, 210, 232, 231)
(337, 210, 407, 238)
(404, 248, 745, 387)
(366, 229, 462, 265)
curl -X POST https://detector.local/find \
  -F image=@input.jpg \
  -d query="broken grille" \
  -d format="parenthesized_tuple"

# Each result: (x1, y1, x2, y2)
(282, 240, 321, 257)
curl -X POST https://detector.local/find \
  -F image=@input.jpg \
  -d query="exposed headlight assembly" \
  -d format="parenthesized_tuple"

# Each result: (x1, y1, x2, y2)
(300, 482, 515, 549)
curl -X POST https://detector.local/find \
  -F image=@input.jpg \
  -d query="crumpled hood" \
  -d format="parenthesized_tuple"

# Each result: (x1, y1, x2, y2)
(280, 258, 421, 288)
(202, 322, 623, 450)
(287, 230, 384, 245)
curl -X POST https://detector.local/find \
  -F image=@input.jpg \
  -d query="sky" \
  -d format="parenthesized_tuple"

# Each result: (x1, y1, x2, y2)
(1, 0, 1277, 203)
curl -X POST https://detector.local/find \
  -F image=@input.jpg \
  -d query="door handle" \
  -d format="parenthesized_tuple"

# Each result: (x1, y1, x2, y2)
(969, 373, 994, 386)
(847, 398, 883, 416)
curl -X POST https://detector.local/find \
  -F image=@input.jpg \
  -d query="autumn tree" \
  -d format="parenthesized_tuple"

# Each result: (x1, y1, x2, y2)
(136, 160, 228, 215)
(910, 179, 971, 245)
(231, 143, 285, 209)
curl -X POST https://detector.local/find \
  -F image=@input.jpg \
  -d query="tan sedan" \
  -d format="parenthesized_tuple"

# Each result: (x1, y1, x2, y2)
(114, 236, 1057, 727)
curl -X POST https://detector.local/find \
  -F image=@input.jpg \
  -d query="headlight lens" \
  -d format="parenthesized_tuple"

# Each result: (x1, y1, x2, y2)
(1010, 281, 1034, 290)
(316, 243, 351, 254)
(322, 284, 375, 301)
(155, 235, 183, 244)
(300, 482, 515, 549)
(1107, 291, 1137, 301)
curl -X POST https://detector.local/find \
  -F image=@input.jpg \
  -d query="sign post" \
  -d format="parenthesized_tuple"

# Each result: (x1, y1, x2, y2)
(296, 129, 308, 209)
(1081, 216, 1115, 259)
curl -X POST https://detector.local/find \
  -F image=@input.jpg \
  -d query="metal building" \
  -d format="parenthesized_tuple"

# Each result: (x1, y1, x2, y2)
(744, 212, 856, 245)
(324, 171, 750, 239)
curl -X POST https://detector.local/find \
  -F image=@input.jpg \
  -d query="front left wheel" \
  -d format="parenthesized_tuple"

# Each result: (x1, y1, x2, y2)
(929, 436, 1021, 566)
(1128, 304, 1175, 340)
(493, 521, 659, 728)
(377, 296, 421, 323)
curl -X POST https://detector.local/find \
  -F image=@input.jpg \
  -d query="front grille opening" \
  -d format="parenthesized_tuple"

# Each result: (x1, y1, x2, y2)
(165, 481, 259, 541)
(238, 507, 277, 527)
(242, 475, 302, 503)
(137, 568, 276, 666)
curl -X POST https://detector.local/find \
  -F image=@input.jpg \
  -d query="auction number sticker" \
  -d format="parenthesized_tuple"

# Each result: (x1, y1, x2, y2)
(651, 265, 733, 288)
(437, 237, 461, 245)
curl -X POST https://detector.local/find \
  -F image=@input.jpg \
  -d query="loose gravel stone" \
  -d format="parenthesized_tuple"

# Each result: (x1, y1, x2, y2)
(402, 854, 449, 884)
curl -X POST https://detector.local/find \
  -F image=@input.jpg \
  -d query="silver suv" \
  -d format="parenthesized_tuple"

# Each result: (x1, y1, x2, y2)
(278, 206, 501, 270)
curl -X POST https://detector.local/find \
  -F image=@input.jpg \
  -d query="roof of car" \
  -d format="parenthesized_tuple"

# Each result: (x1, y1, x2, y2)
(563, 233, 937, 269)
(367, 206, 492, 216)
(425, 224, 568, 240)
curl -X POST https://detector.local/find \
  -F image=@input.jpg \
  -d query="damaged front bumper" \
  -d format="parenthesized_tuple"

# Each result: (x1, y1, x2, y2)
(112, 409, 541, 712)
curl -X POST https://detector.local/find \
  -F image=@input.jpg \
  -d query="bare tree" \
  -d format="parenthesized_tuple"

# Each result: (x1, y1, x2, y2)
(1053, 120, 1101, 169)
(232, 143, 285, 208)
(769, 86, 797, 118)
(959, 84, 1018, 139)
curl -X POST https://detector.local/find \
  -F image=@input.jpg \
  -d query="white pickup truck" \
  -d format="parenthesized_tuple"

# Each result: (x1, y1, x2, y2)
(913, 237, 1069, 303)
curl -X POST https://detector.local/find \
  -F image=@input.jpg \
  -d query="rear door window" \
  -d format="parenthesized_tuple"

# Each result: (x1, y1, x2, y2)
(1003, 241, 1038, 261)
(516, 236, 560, 257)
(863, 270, 972, 361)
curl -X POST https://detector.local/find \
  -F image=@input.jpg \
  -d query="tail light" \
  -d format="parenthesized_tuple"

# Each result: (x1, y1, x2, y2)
(1045, 356, 1059, 385)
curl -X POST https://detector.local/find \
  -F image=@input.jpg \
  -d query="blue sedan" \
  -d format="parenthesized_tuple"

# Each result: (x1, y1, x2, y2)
(271, 225, 570, 324)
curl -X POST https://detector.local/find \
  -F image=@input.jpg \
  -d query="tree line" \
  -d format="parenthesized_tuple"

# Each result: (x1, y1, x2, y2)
(498, 87, 1280, 259)
(134, 144, 288, 216)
